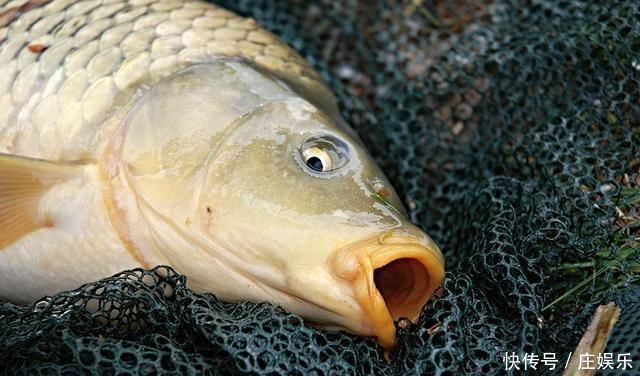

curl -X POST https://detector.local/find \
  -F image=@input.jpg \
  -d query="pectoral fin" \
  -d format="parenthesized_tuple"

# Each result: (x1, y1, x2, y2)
(0, 153, 85, 248)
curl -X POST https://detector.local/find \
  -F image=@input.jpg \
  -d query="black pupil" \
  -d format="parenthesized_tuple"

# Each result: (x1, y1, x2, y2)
(306, 156, 324, 171)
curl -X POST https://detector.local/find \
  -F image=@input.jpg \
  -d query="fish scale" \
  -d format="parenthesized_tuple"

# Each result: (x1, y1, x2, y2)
(0, 0, 330, 160)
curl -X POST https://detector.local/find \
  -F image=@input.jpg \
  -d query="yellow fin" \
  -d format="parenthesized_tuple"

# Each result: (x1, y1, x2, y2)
(0, 153, 84, 248)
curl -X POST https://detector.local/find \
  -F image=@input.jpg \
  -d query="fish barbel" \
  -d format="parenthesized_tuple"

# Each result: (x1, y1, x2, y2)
(0, 0, 445, 349)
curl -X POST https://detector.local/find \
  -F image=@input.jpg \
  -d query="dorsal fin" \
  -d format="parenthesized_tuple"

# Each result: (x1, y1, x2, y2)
(0, 153, 84, 248)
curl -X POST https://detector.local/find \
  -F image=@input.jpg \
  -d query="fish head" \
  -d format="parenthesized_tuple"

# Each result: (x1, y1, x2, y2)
(109, 60, 444, 350)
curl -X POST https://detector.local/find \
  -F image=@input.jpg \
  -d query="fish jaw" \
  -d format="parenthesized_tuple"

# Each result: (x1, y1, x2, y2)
(328, 228, 445, 350)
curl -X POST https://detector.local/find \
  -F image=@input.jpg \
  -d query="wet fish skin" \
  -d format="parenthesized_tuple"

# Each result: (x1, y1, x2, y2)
(0, 0, 445, 351)
(0, 0, 341, 308)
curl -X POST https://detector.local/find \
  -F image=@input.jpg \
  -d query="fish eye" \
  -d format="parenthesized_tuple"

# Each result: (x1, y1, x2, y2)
(303, 147, 333, 172)
(299, 136, 350, 174)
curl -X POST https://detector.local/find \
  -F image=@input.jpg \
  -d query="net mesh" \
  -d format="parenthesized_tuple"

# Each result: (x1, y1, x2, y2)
(1, 0, 639, 374)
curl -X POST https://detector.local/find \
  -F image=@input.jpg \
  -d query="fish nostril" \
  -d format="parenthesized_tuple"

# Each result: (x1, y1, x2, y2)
(371, 181, 389, 198)
(367, 177, 389, 197)
(375, 187, 389, 198)
(372, 257, 431, 322)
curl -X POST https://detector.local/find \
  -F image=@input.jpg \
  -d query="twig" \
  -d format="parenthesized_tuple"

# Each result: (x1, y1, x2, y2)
(563, 304, 621, 376)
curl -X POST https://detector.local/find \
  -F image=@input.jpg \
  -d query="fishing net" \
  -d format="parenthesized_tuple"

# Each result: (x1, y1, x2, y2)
(1, 0, 639, 374)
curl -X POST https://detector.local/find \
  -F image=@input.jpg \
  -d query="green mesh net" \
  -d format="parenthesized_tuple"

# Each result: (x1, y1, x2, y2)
(1, 0, 639, 374)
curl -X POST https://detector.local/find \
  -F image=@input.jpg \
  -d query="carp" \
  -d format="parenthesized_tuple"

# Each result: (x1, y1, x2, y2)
(0, 0, 444, 349)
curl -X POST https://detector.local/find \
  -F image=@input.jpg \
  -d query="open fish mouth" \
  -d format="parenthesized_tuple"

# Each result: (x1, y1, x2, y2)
(330, 230, 445, 350)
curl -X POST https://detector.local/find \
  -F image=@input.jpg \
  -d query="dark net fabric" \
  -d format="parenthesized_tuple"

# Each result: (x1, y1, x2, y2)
(1, 0, 639, 374)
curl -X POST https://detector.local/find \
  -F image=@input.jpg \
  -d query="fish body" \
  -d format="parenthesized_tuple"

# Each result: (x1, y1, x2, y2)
(0, 0, 444, 349)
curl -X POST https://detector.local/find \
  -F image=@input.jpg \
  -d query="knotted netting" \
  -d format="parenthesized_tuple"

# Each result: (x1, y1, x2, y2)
(1, 0, 639, 374)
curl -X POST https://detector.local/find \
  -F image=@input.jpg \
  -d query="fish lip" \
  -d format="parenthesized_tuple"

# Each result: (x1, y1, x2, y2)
(329, 230, 445, 350)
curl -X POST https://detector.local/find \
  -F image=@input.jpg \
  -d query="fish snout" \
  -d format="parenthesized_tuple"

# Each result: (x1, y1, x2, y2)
(330, 229, 445, 350)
